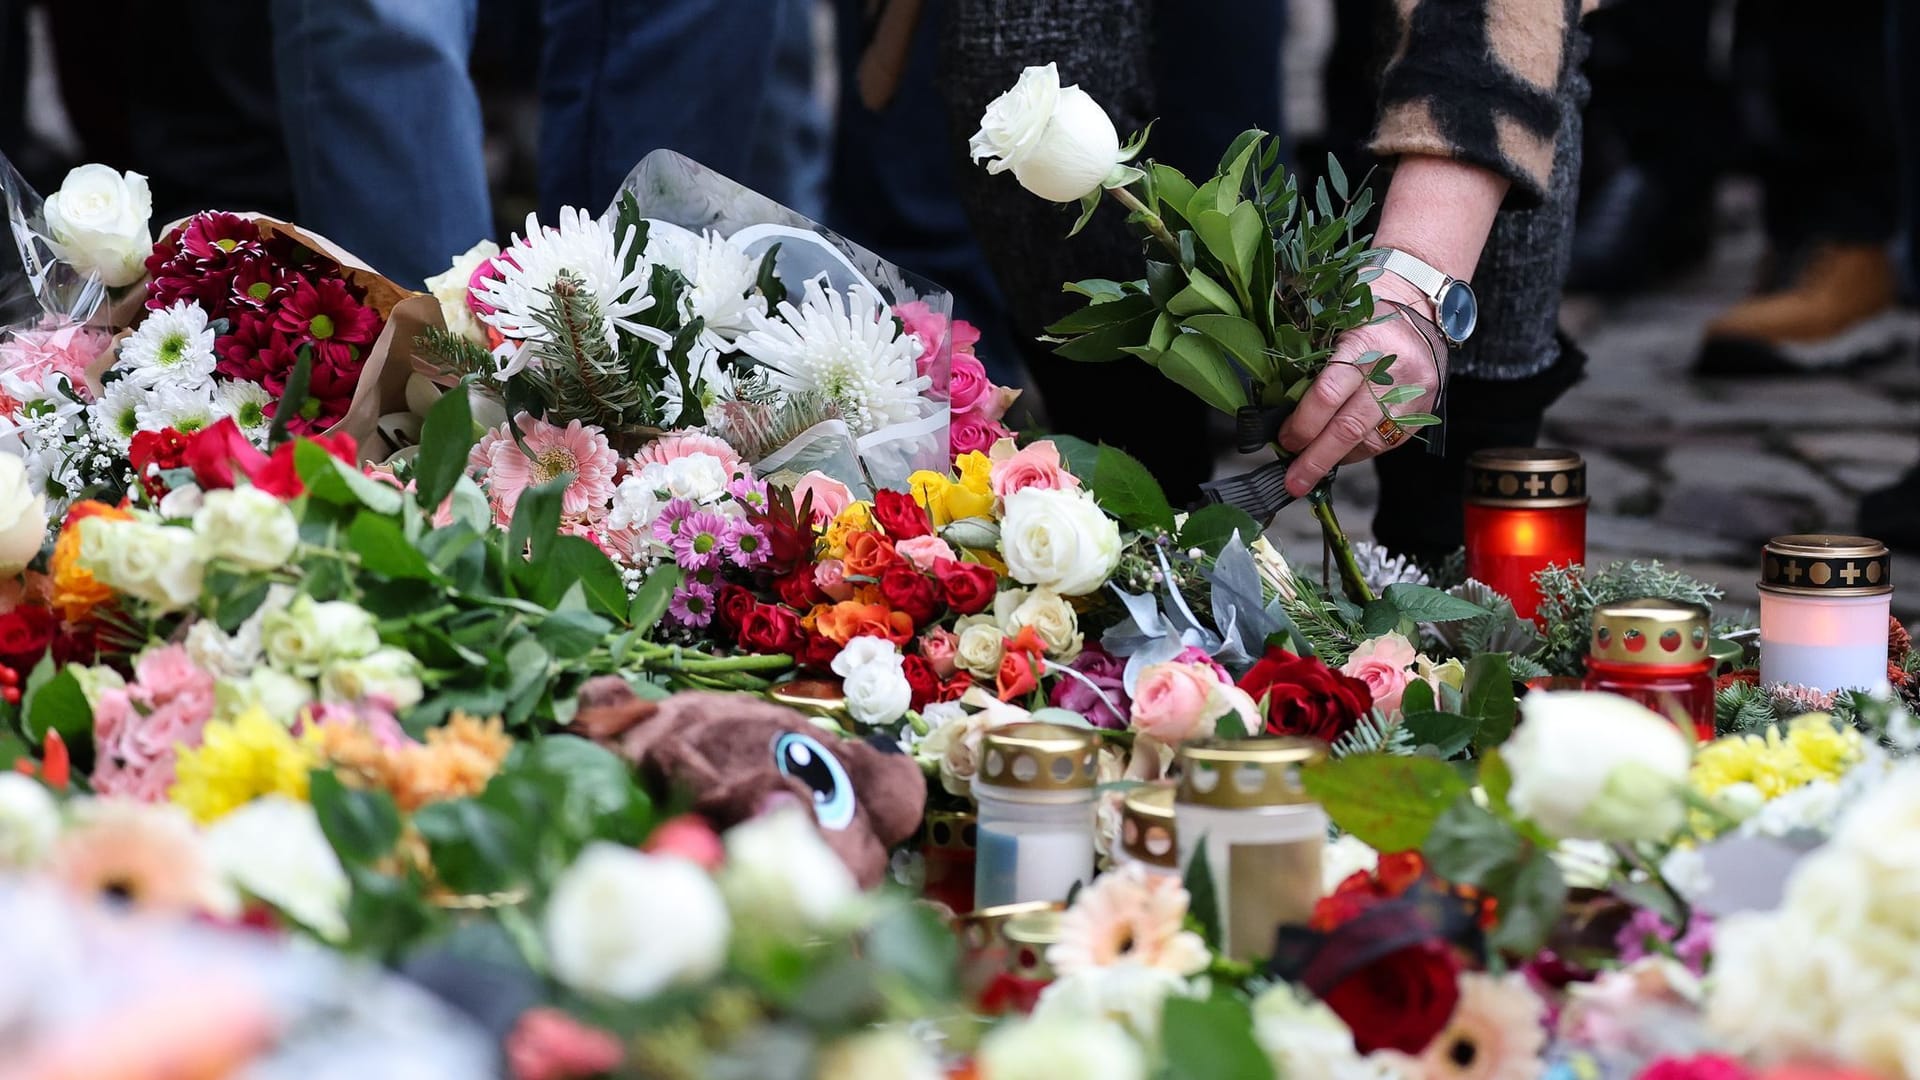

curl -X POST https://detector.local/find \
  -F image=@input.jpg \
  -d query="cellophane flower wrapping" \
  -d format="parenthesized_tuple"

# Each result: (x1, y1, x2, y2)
(609, 150, 953, 498)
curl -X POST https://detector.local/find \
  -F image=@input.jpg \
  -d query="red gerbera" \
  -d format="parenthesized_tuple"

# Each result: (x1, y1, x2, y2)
(273, 277, 381, 368)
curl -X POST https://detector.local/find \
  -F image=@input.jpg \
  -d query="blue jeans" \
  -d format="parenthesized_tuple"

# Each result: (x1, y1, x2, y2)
(270, 0, 493, 288)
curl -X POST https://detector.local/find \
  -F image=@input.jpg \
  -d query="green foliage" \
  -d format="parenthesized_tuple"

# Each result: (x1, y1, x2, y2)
(415, 326, 497, 384)
(1090, 444, 1176, 532)
(1182, 842, 1223, 949)
(1715, 680, 1777, 736)
(519, 271, 655, 431)
(1162, 997, 1276, 1080)
(1330, 710, 1414, 758)
(1301, 754, 1468, 852)
(1532, 561, 1726, 676)
(21, 656, 89, 744)
(1176, 504, 1262, 557)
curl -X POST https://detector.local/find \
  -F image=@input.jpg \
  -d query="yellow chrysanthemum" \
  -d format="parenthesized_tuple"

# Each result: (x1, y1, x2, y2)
(170, 707, 322, 823)
(1691, 713, 1861, 802)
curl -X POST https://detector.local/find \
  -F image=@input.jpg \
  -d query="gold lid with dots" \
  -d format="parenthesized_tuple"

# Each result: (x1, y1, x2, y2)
(1465, 447, 1588, 509)
(1760, 535, 1892, 597)
(924, 809, 976, 852)
(1121, 784, 1178, 868)
(1002, 910, 1062, 981)
(1590, 598, 1713, 666)
(1175, 738, 1326, 808)
(978, 723, 1099, 793)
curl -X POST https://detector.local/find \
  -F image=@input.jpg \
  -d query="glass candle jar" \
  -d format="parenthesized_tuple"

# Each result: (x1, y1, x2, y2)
(1583, 598, 1717, 742)
(955, 901, 1060, 1005)
(1174, 738, 1328, 962)
(921, 810, 977, 915)
(1116, 783, 1179, 878)
(1000, 910, 1061, 985)
(1464, 448, 1588, 623)
(1758, 535, 1894, 693)
(973, 723, 1098, 909)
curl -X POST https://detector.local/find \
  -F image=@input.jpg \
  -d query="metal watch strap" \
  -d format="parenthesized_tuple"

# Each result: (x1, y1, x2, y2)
(1373, 248, 1449, 304)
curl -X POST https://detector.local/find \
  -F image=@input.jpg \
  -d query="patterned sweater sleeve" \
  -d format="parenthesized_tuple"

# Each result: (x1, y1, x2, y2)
(1368, 0, 1588, 206)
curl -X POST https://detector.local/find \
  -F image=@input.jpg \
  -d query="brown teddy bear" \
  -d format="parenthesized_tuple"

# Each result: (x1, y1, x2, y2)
(573, 679, 926, 889)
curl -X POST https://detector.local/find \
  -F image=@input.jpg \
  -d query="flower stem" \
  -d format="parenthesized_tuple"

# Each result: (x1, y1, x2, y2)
(1308, 486, 1376, 605)
(1107, 186, 1182, 259)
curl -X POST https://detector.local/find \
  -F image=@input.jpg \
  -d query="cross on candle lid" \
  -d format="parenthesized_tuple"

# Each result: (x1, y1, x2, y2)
(1464, 447, 1588, 508)
(1760, 534, 1892, 597)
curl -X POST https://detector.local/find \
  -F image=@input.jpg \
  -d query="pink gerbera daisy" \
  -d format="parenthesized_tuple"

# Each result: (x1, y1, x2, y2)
(472, 412, 620, 524)
(632, 430, 746, 477)
(1048, 861, 1210, 978)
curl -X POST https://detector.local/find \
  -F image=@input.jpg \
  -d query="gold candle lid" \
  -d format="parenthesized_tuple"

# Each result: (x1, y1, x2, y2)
(1175, 738, 1326, 808)
(1465, 447, 1588, 508)
(1002, 910, 1062, 980)
(924, 810, 976, 852)
(1120, 784, 1178, 868)
(955, 900, 1061, 949)
(1590, 598, 1712, 666)
(767, 678, 850, 721)
(978, 723, 1099, 792)
(1760, 535, 1892, 597)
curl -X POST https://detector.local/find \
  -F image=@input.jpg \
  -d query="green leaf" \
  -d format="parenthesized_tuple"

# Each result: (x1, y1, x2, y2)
(1486, 853, 1567, 955)
(346, 513, 435, 580)
(519, 735, 652, 841)
(1091, 444, 1176, 532)
(1423, 795, 1523, 886)
(1382, 583, 1489, 623)
(1152, 164, 1199, 219)
(1063, 278, 1130, 301)
(506, 474, 568, 561)
(342, 863, 434, 958)
(1401, 678, 1436, 716)
(1401, 710, 1478, 758)
(1160, 333, 1249, 414)
(1300, 754, 1470, 853)
(1182, 841, 1222, 949)
(864, 901, 960, 1002)
(1327, 152, 1350, 201)
(1192, 207, 1257, 291)
(1176, 503, 1261, 556)
(1360, 599, 1402, 636)
(413, 798, 529, 895)
(413, 377, 476, 510)
(310, 770, 401, 866)
(1047, 433, 1102, 481)
(1379, 385, 1425, 406)
(1050, 311, 1159, 362)
(1462, 653, 1518, 749)
(22, 660, 89, 743)
(1479, 748, 1514, 812)
(1166, 271, 1241, 318)
(1212, 135, 1263, 210)
(536, 608, 615, 660)
(628, 564, 683, 635)
(525, 535, 629, 620)
(1046, 293, 1156, 335)
(1183, 314, 1273, 378)
(1162, 997, 1276, 1080)
(295, 441, 404, 514)
(1067, 189, 1101, 237)
(266, 347, 313, 448)
(1214, 707, 1251, 740)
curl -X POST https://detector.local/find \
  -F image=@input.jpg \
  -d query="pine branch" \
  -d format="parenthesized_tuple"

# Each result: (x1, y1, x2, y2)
(1332, 710, 1413, 758)
(1714, 681, 1778, 736)
(525, 272, 650, 430)
(416, 326, 497, 382)
(1283, 589, 1358, 668)
(1532, 561, 1725, 677)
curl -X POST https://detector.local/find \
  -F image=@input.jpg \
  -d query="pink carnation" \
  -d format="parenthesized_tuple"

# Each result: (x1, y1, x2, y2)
(470, 412, 620, 525)
(1340, 632, 1418, 716)
(0, 320, 111, 399)
(989, 440, 1080, 499)
(950, 409, 1010, 458)
(91, 645, 216, 802)
(632, 430, 746, 478)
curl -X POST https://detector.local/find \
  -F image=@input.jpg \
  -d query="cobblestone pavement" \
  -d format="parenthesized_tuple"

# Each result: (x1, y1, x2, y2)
(1226, 190, 1920, 622)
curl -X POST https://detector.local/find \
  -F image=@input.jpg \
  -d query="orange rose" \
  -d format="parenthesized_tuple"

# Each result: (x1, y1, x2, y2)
(840, 531, 901, 580)
(50, 501, 130, 622)
(815, 601, 914, 647)
(996, 626, 1045, 702)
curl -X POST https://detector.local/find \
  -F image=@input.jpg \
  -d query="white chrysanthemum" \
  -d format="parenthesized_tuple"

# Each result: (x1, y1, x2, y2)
(118, 300, 217, 391)
(647, 222, 768, 342)
(214, 380, 273, 439)
(136, 382, 221, 435)
(475, 208, 670, 379)
(654, 341, 734, 425)
(88, 378, 145, 449)
(735, 278, 930, 437)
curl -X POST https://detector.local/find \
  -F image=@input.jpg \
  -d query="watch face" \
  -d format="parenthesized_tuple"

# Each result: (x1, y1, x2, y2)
(1437, 281, 1478, 345)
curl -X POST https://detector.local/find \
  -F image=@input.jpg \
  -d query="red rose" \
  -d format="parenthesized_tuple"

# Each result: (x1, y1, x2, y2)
(0, 606, 55, 671)
(878, 567, 941, 627)
(1236, 646, 1373, 743)
(1319, 938, 1462, 1055)
(932, 558, 997, 615)
(714, 584, 757, 634)
(904, 654, 943, 711)
(184, 417, 269, 491)
(774, 570, 827, 610)
(795, 631, 842, 674)
(872, 489, 932, 540)
(128, 429, 192, 500)
(738, 604, 805, 655)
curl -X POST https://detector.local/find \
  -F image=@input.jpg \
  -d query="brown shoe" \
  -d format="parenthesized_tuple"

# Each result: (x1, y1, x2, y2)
(1695, 244, 1920, 375)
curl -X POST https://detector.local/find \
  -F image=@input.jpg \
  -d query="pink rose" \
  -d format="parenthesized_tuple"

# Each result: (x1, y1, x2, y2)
(990, 440, 1081, 499)
(894, 534, 957, 572)
(949, 352, 991, 413)
(643, 814, 726, 871)
(813, 558, 856, 602)
(1340, 632, 1418, 716)
(506, 1008, 624, 1080)
(950, 409, 1009, 458)
(895, 303, 982, 378)
(977, 383, 1021, 423)
(791, 471, 853, 524)
(1130, 661, 1222, 744)
(919, 627, 960, 678)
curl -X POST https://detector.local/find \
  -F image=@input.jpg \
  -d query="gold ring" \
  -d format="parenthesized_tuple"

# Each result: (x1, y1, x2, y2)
(1376, 417, 1408, 446)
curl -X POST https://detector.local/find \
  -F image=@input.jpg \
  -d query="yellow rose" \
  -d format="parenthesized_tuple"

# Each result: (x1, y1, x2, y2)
(823, 502, 878, 558)
(956, 452, 993, 496)
(945, 486, 996, 522)
(908, 472, 956, 527)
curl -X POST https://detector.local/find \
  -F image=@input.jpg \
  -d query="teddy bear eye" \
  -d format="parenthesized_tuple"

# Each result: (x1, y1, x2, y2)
(773, 732, 854, 831)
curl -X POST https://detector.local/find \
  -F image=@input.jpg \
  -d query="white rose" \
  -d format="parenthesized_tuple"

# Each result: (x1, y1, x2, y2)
(719, 807, 859, 936)
(78, 517, 204, 611)
(1250, 986, 1382, 1080)
(193, 487, 298, 570)
(977, 1015, 1146, 1080)
(319, 647, 424, 710)
(1320, 834, 1379, 896)
(203, 796, 349, 942)
(1505, 691, 1691, 842)
(1000, 488, 1121, 597)
(0, 453, 47, 575)
(1034, 962, 1194, 1051)
(214, 667, 314, 723)
(814, 1029, 943, 1080)
(970, 64, 1124, 203)
(42, 164, 153, 288)
(996, 587, 1083, 661)
(831, 638, 912, 727)
(0, 773, 59, 869)
(421, 240, 500, 346)
(920, 692, 1031, 797)
(545, 842, 730, 999)
(262, 595, 381, 676)
(954, 614, 1006, 680)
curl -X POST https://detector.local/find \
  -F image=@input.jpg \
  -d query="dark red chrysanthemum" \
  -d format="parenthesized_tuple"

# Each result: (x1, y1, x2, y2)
(214, 310, 303, 387)
(230, 259, 299, 314)
(272, 277, 381, 368)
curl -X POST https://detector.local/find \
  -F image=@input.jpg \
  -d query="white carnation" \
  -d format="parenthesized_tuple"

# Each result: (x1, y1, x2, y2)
(1504, 691, 1691, 842)
(194, 487, 298, 570)
(832, 637, 913, 727)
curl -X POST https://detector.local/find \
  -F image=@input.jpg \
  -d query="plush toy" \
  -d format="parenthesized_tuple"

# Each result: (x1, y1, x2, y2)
(573, 680, 926, 889)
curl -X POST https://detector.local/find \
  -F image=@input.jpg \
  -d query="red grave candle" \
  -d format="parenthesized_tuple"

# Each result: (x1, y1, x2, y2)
(1463, 448, 1588, 623)
(1582, 597, 1717, 742)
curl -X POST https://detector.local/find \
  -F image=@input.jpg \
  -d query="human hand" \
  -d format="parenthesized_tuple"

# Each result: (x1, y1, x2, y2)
(1277, 272, 1444, 498)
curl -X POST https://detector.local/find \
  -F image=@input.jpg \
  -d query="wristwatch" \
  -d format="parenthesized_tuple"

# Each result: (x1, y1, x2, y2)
(1368, 248, 1478, 348)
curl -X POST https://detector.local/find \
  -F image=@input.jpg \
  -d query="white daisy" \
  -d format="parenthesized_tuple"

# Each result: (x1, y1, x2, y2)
(88, 379, 146, 449)
(734, 278, 930, 438)
(214, 379, 273, 440)
(136, 382, 221, 435)
(118, 300, 217, 391)
(474, 208, 672, 379)
(654, 341, 734, 426)
(646, 223, 768, 343)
